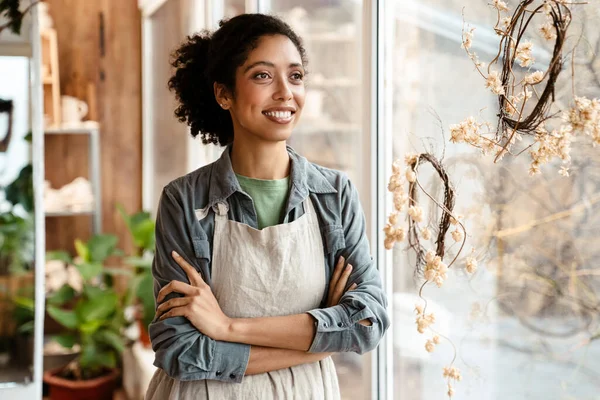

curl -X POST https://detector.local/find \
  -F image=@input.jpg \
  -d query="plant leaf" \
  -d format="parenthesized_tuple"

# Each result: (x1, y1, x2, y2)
(47, 285, 76, 306)
(76, 291, 118, 323)
(17, 320, 34, 334)
(46, 250, 73, 264)
(76, 262, 102, 282)
(87, 234, 118, 263)
(74, 239, 89, 262)
(47, 306, 78, 330)
(54, 334, 77, 349)
(124, 256, 152, 269)
(79, 319, 103, 335)
(95, 329, 124, 353)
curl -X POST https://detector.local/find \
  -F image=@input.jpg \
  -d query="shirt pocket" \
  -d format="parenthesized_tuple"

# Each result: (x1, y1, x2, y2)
(192, 238, 211, 262)
(321, 224, 345, 255)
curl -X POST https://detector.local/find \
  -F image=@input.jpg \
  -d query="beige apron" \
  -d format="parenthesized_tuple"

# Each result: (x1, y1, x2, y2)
(146, 197, 340, 400)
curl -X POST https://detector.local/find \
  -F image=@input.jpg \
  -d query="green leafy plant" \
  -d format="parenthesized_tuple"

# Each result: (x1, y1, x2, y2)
(45, 234, 127, 380)
(118, 204, 155, 332)
(0, 210, 34, 275)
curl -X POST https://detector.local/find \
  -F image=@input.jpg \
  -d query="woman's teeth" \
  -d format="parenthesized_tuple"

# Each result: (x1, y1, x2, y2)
(264, 111, 292, 118)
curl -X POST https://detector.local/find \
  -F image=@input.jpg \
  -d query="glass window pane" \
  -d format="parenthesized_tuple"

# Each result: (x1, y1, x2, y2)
(387, 1, 600, 399)
(268, 1, 371, 399)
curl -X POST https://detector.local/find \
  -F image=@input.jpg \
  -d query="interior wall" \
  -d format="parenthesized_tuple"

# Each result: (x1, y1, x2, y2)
(43, 0, 142, 255)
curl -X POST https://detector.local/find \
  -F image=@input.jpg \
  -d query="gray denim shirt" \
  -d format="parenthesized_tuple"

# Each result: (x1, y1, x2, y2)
(149, 145, 390, 383)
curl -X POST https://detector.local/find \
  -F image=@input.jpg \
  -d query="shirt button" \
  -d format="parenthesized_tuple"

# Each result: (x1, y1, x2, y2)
(230, 373, 236, 379)
(338, 322, 344, 327)
(323, 322, 328, 328)
(216, 371, 222, 376)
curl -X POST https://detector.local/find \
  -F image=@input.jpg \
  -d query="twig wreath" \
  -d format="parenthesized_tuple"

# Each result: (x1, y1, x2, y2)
(453, 0, 599, 176)
(384, 152, 474, 398)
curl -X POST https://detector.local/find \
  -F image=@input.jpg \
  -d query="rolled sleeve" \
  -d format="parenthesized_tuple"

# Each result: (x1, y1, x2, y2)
(149, 185, 251, 382)
(307, 178, 390, 354)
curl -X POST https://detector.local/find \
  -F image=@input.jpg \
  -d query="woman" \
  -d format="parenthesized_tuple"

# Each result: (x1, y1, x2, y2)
(145, 13, 389, 400)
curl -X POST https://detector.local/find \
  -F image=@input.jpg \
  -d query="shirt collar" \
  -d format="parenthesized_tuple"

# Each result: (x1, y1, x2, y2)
(207, 144, 337, 209)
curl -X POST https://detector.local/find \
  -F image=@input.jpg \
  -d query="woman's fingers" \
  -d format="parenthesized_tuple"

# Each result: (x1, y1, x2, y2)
(157, 280, 196, 303)
(155, 296, 192, 319)
(327, 256, 345, 304)
(172, 251, 205, 287)
(330, 263, 353, 306)
(158, 305, 189, 321)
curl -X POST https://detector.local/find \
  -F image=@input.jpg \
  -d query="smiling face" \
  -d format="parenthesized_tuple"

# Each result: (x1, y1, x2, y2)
(215, 34, 306, 144)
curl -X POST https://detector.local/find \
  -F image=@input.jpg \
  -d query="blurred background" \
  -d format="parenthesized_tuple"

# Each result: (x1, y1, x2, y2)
(0, 0, 599, 399)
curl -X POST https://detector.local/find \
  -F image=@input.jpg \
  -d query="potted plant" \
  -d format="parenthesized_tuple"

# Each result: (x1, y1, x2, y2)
(11, 286, 35, 367)
(43, 234, 127, 400)
(118, 204, 155, 348)
(0, 134, 35, 276)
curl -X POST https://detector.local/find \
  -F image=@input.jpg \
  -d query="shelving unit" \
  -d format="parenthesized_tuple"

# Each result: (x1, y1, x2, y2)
(40, 29, 61, 128)
(44, 127, 102, 235)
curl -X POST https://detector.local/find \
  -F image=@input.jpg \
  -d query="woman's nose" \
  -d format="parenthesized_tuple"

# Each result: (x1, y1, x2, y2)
(273, 76, 293, 102)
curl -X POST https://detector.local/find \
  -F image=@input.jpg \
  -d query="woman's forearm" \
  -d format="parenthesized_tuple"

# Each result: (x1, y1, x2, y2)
(228, 313, 316, 351)
(245, 345, 332, 376)
(225, 312, 372, 352)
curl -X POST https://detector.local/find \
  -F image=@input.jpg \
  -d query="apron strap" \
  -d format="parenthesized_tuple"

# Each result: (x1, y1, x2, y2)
(213, 201, 229, 219)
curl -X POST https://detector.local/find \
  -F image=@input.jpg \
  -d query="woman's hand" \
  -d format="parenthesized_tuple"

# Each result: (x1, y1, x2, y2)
(326, 256, 356, 307)
(155, 251, 232, 341)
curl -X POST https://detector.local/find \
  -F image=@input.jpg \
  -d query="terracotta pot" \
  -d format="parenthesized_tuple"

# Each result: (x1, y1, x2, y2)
(138, 319, 152, 348)
(43, 366, 120, 400)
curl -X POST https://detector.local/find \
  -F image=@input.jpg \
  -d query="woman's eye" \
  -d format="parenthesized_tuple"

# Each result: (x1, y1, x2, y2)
(254, 72, 270, 80)
(291, 72, 304, 81)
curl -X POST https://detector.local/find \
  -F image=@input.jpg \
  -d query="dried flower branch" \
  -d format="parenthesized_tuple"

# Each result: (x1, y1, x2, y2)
(456, 0, 599, 176)
(385, 151, 472, 398)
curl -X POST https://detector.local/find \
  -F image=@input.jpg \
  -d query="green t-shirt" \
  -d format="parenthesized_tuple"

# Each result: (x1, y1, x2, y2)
(235, 173, 290, 230)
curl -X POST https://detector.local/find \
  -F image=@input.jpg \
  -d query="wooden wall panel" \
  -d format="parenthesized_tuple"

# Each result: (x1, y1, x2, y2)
(44, 0, 142, 258)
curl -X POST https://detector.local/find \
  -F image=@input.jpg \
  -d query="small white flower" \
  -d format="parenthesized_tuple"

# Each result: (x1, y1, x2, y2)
(462, 27, 475, 50)
(450, 214, 463, 225)
(421, 227, 432, 240)
(493, 0, 509, 12)
(559, 165, 570, 177)
(540, 21, 557, 41)
(486, 71, 505, 95)
(425, 340, 436, 352)
(404, 153, 419, 166)
(466, 257, 478, 273)
(408, 206, 424, 223)
(524, 70, 544, 85)
(451, 228, 464, 242)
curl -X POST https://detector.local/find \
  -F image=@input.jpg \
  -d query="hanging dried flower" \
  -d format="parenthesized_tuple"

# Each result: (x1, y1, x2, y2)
(539, 21, 557, 40)
(524, 70, 544, 85)
(421, 227, 432, 240)
(466, 257, 478, 273)
(408, 205, 424, 223)
(443, 365, 463, 381)
(493, 0, 510, 12)
(451, 228, 464, 243)
(485, 71, 505, 95)
(425, 340, 436, 352)
(461, 27, 475, 50)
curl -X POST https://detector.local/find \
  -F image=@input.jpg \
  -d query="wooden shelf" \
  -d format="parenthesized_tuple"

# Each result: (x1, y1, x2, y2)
(45, 210, 95, 217)
(45, 126, 99, 135)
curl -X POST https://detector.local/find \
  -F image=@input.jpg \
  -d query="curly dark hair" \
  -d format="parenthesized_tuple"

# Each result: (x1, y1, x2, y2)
(168, 13, 308, 146)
